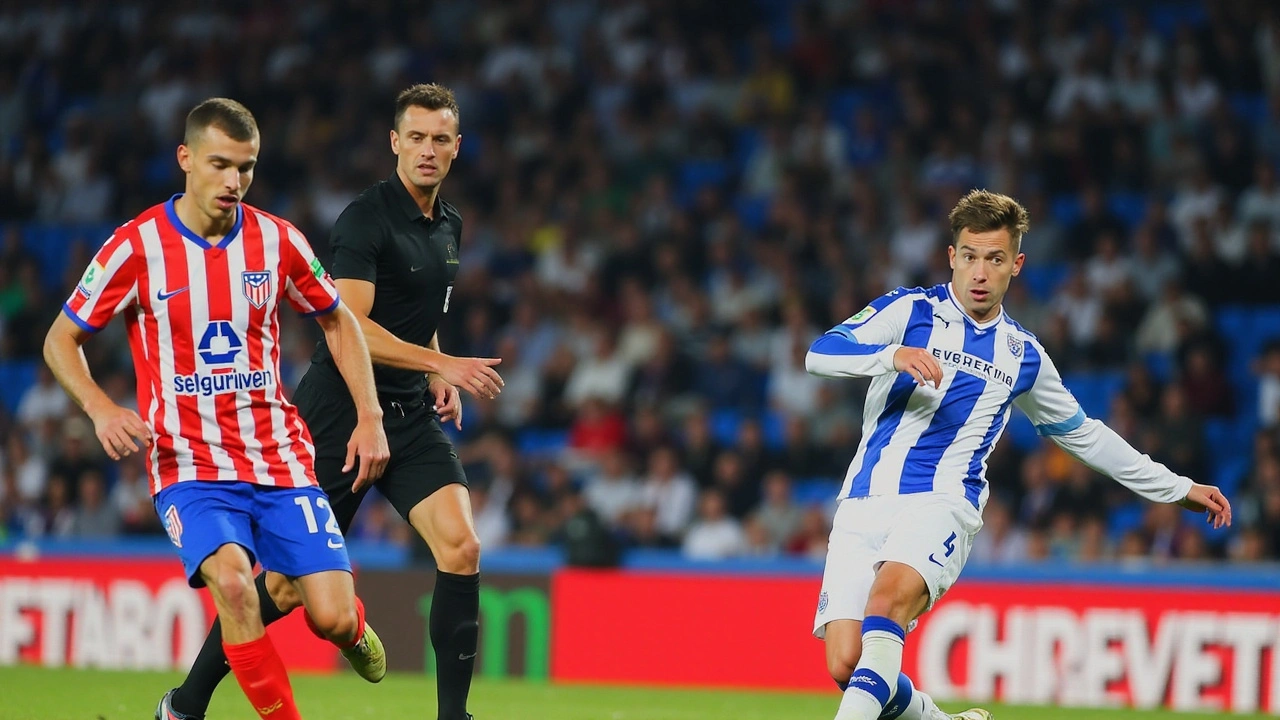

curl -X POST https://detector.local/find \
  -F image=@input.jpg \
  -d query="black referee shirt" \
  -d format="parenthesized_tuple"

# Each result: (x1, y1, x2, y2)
(309, 173, 462, 402)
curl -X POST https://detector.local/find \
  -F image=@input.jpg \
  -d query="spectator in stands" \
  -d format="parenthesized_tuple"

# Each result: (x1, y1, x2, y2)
(1178, 345, 1235, 419)
(709, 449, 759, 520)
(111, 452, 157, 535)
(1136, 279, 1209, 355)
(470, 482, 511, 551)
(25, 473, 74, 539)
(1256, 341, 1280, 428)
(1237, 160, 1280, 236)
(682, 489, 745, 560)
(638, 444, 696, 541)
(1236, 221, 1280, 304)
(583, 448, 642, 529)
(694, 330, 762, 412)
(1130, 224, 1182, 302)
(970, 496, 1029, 565)
(16, 365, 70, 432)
(70, 469, 119, 538)
(750, 470, 802, 551)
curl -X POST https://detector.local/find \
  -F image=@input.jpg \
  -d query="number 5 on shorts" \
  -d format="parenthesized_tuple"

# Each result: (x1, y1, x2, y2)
(927, 531, 957, 568)
(295, 495, 344, 549)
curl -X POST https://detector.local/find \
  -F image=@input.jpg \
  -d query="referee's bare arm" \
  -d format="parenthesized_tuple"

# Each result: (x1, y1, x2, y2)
(334, 278, 504, 399)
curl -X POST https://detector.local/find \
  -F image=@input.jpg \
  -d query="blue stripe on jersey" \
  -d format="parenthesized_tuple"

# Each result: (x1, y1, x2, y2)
(810, 331, 887, 355)
(898, 322, 997, 495)
(847, 299, 936, 497)
(963, 339, 1041, 508)
(1036, 407, 1086, 436)
(1011, 340, 1041, 398)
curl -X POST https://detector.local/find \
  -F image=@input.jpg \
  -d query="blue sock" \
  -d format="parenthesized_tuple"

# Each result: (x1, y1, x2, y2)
(879, 673, 915, 719)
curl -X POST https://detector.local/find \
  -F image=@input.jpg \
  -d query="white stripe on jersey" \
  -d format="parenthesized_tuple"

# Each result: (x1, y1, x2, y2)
(224, 228, 272, 484)
(865, 312, 961, 496)
(139, 219, 196, 488)
(185, 243, 240, 480)
(255, 214, 311, 488)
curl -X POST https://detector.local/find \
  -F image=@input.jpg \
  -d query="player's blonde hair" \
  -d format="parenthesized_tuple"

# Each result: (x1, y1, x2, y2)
(948, 189, 1030, 251)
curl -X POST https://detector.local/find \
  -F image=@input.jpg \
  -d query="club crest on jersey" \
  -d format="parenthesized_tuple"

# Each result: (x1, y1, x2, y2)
(1007, 334, 1024, 358)
(164, 504, 183, 547)
(817, 591, 829, 614)
(241, 271, 272, 309)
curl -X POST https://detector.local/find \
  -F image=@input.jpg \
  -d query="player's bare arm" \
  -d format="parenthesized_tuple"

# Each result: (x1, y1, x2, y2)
(334, 276, 503, 399)
(315, 301, 390, 490)
(43, 313, 152, 460)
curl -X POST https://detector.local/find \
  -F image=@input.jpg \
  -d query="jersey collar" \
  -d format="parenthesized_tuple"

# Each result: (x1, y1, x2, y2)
(387, 173, 442, 223)
(946, 282, 1004, 332)
(164, 194, 243, 250)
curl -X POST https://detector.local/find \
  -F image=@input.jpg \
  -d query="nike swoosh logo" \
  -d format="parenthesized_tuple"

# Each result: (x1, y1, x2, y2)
(928, 553, 944, 568)
(157, 286, 189, 301)
(410, 265, 424, 272)
(459, 652, 477, 660)
(328, 539, 344, 549)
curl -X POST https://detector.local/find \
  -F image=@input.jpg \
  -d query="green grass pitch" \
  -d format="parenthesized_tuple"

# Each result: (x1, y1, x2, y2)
(0, 666, 1262, 720)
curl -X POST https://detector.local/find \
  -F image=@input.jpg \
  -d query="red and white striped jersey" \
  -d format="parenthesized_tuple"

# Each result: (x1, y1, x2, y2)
(63, 195, 342, 495)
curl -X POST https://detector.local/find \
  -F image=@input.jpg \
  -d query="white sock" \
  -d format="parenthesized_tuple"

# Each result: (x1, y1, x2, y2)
(834, 616, 905, 720)
(879, 673, 949, 720)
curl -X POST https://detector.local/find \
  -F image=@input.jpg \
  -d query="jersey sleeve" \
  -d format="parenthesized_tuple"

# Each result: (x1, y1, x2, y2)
(281, 223, 341, 317)
(328, 202, 383, 284)
(1014, 342, 1193, 503)
(62, 232, 139, 333)
(805, 289, 913, 378)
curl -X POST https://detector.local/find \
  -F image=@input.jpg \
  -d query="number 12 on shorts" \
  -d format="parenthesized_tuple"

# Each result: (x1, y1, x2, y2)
(295, 495, 345, 549)
(928, 531, 957, 568)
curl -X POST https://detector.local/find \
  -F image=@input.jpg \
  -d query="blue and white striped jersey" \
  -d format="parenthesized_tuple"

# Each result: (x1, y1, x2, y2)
(806, 283, 1191, 510)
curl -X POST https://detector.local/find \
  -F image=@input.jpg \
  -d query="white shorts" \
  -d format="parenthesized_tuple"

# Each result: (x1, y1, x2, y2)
(812, 492, 983, 638)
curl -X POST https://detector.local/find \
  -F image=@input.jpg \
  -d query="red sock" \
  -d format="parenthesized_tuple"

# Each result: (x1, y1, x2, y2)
(304, 594, 366, 649)
(223, 635, 302, 720)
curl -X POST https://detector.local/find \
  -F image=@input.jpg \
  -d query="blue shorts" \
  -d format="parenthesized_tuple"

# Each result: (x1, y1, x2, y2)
(155, 481, 352, 588)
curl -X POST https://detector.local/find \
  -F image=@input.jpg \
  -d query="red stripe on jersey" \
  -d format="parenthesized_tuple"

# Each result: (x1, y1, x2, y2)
(158, 220, 217, 480)
(203, 239, 258, 483)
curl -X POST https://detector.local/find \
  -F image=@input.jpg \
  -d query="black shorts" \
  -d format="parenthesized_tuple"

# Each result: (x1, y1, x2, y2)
(292, 372, 467, 534)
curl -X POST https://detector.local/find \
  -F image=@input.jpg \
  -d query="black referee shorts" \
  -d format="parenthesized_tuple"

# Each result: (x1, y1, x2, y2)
(291, 373, 468, 534)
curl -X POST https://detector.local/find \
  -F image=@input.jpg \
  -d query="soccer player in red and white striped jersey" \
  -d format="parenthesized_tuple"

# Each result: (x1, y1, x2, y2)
(44, 98, 392, 720)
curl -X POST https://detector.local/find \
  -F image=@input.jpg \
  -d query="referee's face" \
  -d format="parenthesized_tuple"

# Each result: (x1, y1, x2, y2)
(391, 105, 461, 192)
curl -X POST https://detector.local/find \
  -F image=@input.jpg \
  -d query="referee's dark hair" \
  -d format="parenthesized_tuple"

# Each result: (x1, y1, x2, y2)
(184, 98, 259, 146)
(395, 83, 460, 132)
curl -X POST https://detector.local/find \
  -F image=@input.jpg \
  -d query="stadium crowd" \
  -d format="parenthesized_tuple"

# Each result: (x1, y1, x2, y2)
(1, 0, 1279, 565)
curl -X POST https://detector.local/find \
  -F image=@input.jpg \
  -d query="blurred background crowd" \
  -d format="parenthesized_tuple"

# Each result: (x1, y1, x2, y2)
(1, 0, 1279, 565)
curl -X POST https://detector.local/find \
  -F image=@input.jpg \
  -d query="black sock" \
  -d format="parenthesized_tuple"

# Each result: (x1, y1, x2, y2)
(430, 570, 480, 720)
(171, 573, 289, 717)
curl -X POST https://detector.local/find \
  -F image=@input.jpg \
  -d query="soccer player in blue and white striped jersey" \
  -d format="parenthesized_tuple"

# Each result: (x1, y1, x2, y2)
(806, 190, 1232, 720)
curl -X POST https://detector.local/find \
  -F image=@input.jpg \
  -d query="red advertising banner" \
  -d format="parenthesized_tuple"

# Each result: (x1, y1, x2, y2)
(0, 557, 335, 672)
(550, 569, 1280, 713)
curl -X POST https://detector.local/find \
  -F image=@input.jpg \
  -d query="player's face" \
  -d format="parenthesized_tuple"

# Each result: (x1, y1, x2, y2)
(391, 106, 461, 191)
(948, 227, 1024, 322)
(176, 127, 258, 226)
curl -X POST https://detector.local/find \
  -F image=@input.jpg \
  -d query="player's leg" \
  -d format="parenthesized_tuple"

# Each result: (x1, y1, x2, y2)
(155, 482, 302, 720)
(836, 494, 981, 720)
(253, 483, 387, 680)
(381, 414, 478, 720)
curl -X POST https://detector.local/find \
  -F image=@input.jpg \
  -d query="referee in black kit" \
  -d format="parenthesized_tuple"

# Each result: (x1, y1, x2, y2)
(162, 84, 502, 720)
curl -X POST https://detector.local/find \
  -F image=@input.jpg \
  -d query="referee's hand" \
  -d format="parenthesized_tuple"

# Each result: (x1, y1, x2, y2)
(436, 355, 504, 400)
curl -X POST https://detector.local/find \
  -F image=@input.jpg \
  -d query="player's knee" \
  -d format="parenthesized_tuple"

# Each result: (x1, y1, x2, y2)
(437, 531, 481, 573)
(827, 655, 856, 685)
(307, 603, 360, 643)
(209, 571, 257, 620)
(266, 573, 303, 613)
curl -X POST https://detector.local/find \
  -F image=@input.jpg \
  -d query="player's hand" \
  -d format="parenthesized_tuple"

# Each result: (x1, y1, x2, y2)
(893, 347, 943, 388)
(1178, 482, 1233, 529)
(345, 417, 390, 492)
(87, 401, 153, 461)
(430, 375, 463, 430)
(436, 354, 504, 400)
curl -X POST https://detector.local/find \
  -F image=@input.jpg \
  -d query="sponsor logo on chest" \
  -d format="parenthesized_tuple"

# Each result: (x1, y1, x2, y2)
(930, 347, 1016, 389)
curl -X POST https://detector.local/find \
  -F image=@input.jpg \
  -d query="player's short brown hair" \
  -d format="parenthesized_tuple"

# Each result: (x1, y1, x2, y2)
(184, 98, 258, 147)
(948, 189, 1031, 250)
(395, 83, 460, 132)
